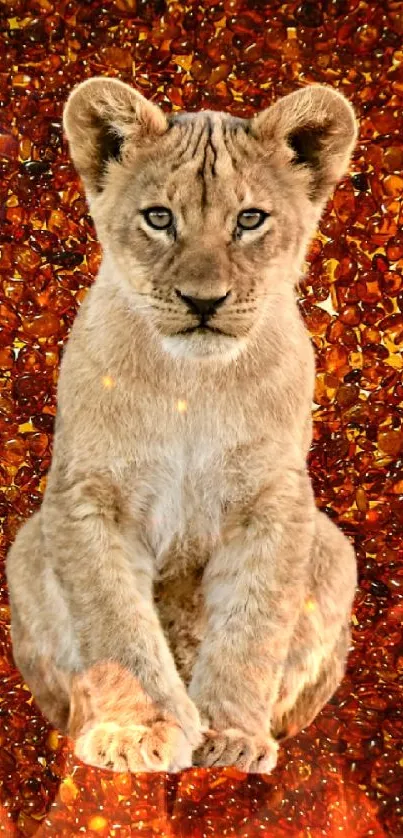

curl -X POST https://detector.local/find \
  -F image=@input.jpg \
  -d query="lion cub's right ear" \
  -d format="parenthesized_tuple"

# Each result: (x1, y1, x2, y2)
(251, 85, 357, 205)
(63, 77, 168, 198)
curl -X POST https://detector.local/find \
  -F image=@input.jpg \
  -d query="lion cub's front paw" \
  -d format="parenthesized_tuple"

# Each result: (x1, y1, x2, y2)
(193, 728, 278, 773)
(69, 662, 202, 773)
(75, 718, 192, 773)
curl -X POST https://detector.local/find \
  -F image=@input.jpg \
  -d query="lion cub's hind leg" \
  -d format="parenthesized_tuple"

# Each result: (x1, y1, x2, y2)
(7, 510, 72, 732)
(10, 608, 71, 733)
(271, 510, 357, 740)
(271, 624, 350, 740)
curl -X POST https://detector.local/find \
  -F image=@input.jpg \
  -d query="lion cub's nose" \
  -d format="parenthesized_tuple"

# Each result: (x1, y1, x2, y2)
(175, 290, 230, 318)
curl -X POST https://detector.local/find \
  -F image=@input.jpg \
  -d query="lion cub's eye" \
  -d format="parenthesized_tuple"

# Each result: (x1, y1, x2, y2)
(142, 207, 173, 230)
(237, 209, 269, 231)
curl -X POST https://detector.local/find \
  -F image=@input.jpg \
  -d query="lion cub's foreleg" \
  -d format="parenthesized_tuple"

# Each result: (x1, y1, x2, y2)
(190, 473, 356, 773)
(7, 473, 202, 772)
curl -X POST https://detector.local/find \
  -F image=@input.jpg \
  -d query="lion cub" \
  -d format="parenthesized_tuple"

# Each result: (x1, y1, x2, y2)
(6, 79, 357, 773)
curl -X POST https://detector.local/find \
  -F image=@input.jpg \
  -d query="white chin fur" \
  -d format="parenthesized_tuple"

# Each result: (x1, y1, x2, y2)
(161, 332, 246, 362)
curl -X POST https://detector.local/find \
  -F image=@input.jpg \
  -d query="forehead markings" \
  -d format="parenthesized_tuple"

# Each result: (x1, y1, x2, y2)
(196, 115, 242, 212)
(164, 119, 209, 208)
(164, 114, 252, 216)
(221, 121, 253, 172)
(198, 116, 214, 209)
(198, 117, 257, 214)
(164, 116, 220, 212)
(166, 120, 198, 172)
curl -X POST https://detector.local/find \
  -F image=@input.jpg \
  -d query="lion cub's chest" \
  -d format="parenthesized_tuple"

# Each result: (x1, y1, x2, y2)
(140, 439, 227, 581)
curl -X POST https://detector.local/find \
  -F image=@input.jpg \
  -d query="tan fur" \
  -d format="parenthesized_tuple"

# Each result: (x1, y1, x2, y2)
(6, 78, 358, 773)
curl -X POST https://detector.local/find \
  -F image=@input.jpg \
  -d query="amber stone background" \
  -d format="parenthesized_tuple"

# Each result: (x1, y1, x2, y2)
(0, 0, 402, 835)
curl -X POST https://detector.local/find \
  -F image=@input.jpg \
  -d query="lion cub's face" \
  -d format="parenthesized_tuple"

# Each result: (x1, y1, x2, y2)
(64, 80, 357, 361)
(97, 112, 311, 361)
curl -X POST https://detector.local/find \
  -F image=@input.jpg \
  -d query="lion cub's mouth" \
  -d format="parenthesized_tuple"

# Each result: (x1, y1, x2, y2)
(177, 324, 233, 337)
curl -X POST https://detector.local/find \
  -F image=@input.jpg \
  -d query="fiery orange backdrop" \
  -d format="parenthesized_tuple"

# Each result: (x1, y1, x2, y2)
(0, 0, 402, 835)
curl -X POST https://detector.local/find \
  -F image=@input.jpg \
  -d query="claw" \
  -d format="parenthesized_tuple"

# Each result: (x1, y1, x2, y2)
(193, 728, 278, 774)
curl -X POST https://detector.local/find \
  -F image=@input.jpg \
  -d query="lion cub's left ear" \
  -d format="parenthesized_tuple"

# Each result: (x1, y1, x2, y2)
(251, 85, 357, 203)
(63, 77, 168, 198)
